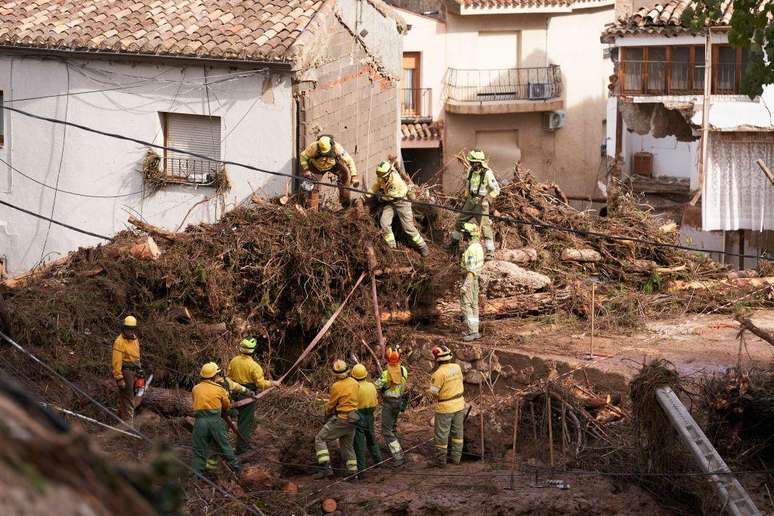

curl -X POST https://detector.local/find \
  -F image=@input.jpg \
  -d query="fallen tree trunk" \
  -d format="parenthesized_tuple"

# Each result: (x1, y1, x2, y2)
(128, 216, 188, 242)
(669, 277, 774, 291)
(561, 248, 602, 263)
(495, 248, 538, 264)
(735, 314, 774, 346)
(103, 236, 161, 261)
(141, 387, 192, 416)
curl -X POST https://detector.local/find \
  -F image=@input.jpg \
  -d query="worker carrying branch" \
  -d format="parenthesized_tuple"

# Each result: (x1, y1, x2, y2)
(314, 359, 361, 479)
(351, 363, 383, 476)
(374, 345, 408, 466)
(460, 222, 484, 342)
(227, 337, 280, 455)
(111, 315, 142, 421)
(299, 135, 359, 210)
(449, 149, 500, 260)
(428, 346, 465, 468)
(368, 161, 429, 257)
(191, 362, 240, 475)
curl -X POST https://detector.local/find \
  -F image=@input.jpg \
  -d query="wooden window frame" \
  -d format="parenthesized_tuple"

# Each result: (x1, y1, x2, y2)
(401, 52, 421, 116)
(712, 44, 744, 95)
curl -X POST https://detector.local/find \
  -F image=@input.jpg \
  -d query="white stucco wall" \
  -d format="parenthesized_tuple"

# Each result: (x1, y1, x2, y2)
(395, 7, 447, 119)
(0, 56, 293, 274)
(625, 132, 698, 181)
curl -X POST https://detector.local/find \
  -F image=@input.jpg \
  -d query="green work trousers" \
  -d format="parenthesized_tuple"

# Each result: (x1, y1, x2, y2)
(434, 409, 465, 465)
(381, 398, 405, 461)
(454, 197, 494, 243)
(315, 412, 359, 473)
(460, 273, 480, 335)
(380, 200, 426, 249)
(353, 407, 383, 471)
(192, 411, 238, 474)
(234, 383, 257, 454)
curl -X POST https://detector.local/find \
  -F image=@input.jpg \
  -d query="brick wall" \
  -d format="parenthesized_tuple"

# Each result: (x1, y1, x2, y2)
(297, 14, 399, 201)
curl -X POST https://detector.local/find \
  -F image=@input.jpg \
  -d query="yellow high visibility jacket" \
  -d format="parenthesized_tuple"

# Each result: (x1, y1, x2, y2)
(111, 334, 141, 380)
(464, 165, 500, 200)
(368, 170, 408, 202)
(461, 240, 484, 276)
(222, 378, 250, 396)
(300, 141, 358, 177)
(356, 379, 379, 409)
(429, 363, 465, 414)
(325, 377, 359, 418)
(374, 365, 408, 399)
(227, 354, 272, 389)
(192, 380, 231, 412)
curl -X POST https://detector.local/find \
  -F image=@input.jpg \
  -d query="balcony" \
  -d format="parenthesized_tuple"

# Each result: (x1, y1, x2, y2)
(443, 66, 563, 115)
(163, 156, 224, 185)
(401, 88, 432, 120)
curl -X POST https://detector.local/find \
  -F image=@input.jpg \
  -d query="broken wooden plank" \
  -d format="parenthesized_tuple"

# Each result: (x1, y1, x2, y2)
(561, 248, 602, 263)
(128, 216, 187, 242)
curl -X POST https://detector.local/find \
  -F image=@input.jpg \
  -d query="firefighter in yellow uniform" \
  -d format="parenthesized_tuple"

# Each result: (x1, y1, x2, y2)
(428, 346, 465, 468)
(449, 149, 500, 260)
(352, 364, 383, 475)
(368, 161, 429, 257)
(460, 222, 485, 342)
(299, 135, 359, 209)
(314, 360, 361, 479)
(227, 337, 280, 454)
(112, 315, 141, 420)
(191, 362, 240, 474)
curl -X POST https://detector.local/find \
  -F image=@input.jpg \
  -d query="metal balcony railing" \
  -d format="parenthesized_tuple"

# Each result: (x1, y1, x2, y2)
(163, 156, 223, 184)
(401, 88, 432, 119)
(443, 66, 562, 103)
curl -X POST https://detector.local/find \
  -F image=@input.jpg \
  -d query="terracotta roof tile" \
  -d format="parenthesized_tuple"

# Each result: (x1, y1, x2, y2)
(0, 0, 326, 62)
(455, 0, 573, 8)
(602, 0, 735, 39)
(400, 122, 441, 141)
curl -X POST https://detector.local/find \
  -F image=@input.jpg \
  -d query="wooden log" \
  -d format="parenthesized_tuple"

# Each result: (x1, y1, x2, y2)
(735, 315, 774, 347)
(495, 248, 538, 264)
(141, 387, 192, 416)
(2, 254, 71, 288)
(561, 248, 602, 263)
(669, 276, 774, 291)
(127, 216, 187, 242)
(103, 236, 161, 261)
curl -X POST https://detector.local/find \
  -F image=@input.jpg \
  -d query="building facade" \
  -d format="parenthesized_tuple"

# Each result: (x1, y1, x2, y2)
(0, 0, 403, 275)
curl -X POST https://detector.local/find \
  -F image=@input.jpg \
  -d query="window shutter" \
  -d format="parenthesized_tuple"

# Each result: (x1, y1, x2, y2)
(164, 113, 221, 182)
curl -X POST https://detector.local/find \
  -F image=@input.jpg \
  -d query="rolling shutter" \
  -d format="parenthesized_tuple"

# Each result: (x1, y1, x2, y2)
(164, 113, 221, 182)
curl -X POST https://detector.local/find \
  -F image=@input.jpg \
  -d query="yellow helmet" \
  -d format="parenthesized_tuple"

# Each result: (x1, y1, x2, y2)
(318, 136, 333, 155)
(467, 149, 486, 163)
(123, 315, 137, 327)
(462, 222, 480, 239)
(376, 161, 392, 178)
(200, 362, 221, 379)
(240, 338, 257, 354)
(332, 359, 350, 379)
(352, 363, 368, 380)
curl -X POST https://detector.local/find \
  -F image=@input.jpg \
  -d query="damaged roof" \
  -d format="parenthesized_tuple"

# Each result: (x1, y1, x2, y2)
(602, 0, 733, 40)
(0, 0, 328, 63)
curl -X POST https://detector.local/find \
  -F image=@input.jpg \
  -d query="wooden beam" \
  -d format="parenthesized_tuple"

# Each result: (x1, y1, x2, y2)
(756, 159, 774, 186)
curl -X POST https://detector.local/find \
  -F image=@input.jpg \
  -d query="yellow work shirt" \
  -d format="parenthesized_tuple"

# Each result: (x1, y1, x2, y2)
(111, 334, 140, 380)
(227, 354, 272, 389)
(223, 378, 249, 396)
(429, 363, 465, 414)
(300, 141, 358, 177)
(325, 377, 359, 418)
(356, 379, 379, 409)
(368, 170, 408, 202)
(192, 380, 231, 412)
(461, 240, 484, 277)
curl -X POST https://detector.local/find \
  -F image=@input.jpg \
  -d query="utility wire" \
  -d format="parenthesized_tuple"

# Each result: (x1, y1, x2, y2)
(3, 103, 771, 263)
(0, 329, 264, 516)
(0, 199, 111, 240)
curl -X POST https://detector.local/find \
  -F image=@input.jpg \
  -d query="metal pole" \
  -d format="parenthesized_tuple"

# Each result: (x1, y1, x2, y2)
(480, 382, 485, 462)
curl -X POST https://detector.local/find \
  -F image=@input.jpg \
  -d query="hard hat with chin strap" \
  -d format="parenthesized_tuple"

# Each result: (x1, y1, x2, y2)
(240, 338, 258, 354)
(318, 135, 335, 156)
(461, 222, 480, 239)
(123, 315, 137, 327)
(332, 359, 350, 378)
(467, 149, 486, 163)
(352, 363, 368, 380)
(386, 345, 401, 365)
(200, 362, 222, 379)
(431, 345, 453, 362)
(376, 161, 392, 178)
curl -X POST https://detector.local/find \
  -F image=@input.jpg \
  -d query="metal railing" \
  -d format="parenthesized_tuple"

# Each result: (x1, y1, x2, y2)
(163, 156, 223, 184)
(443, 66, 562, 103)
(401, 88, 432, 119)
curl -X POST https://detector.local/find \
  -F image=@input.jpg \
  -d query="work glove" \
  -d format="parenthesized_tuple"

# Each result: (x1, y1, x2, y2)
(246, 390, 256, 397)
(116, 378, 126, 389)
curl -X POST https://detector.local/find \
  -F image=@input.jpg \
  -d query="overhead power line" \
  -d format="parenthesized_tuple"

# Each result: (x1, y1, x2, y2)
(0, 198, 111, 240)
(3, 102, 770, 263)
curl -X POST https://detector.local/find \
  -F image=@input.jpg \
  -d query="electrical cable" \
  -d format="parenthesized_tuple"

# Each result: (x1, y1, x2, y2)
(3, 103, 771, 263)
(39, 63, 71, 263)
(0, 329, 264, 516)
(0, 198, 111, 240)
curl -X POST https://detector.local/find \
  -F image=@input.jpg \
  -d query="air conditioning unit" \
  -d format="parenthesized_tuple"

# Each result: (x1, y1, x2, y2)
(528, 82, 549, 100)
(543, 111, 565, 131)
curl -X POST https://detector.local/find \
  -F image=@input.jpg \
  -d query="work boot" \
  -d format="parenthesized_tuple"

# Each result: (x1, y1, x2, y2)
(462, 332, 481, 342)
(392, 456, 407, 467)
(425, 459, 447, 469)
(419, 245, 430, 258)
(313, 463, 334, 479)
(347, 473, 361, 482)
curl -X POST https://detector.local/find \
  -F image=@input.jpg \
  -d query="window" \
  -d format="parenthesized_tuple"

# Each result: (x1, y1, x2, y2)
(622, 47, 643, 92)
(401, 53, 421, 116)
(712, 45, 750, 94)
(162, 113, 222, 184)
(646, 47, 667, 93)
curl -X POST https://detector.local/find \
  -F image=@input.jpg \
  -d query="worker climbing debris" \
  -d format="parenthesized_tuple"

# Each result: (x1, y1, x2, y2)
(428, 346, 465, 468)
(374, 345, 408, 466)
(227, 337, 280, 455)
(368, 160, 429, 257)
(111, 315, 142, 421)
(191, 362, 240, 475)
(299, 135, 359, 210)
(460, 222, 484, 342)
(351, 363, 383, 476)
(314, 359, 360, 479)
(449, 149, 500, 260)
